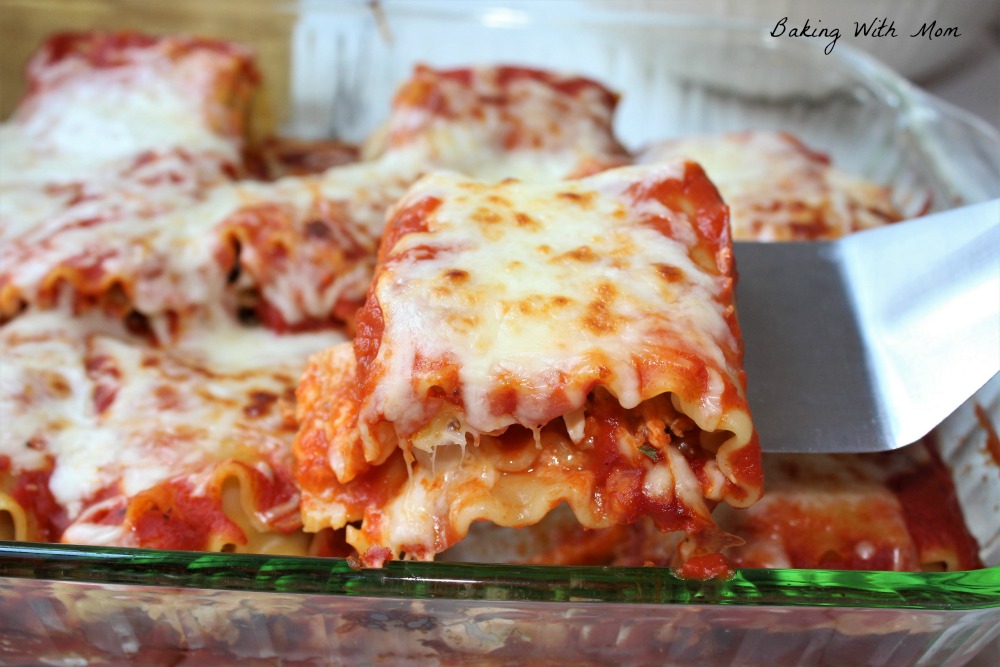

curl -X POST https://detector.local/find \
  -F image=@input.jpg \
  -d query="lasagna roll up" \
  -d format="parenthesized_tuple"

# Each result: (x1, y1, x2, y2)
(367, 64, 630, 180)
(637, 131, 903, 241)
(296, 163, 763, 560)
(0, 309, 341, 555)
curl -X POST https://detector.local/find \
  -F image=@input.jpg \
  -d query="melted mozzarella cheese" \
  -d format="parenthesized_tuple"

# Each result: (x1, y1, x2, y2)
(0, 309, 343, 523)
(0, 37, 248, 187)
(0, 312, 103, 475)
(0, 33, 264, 329)
(376, 66, 626, 183)
(0, 151, 420, 333)
(406, 123, 610, 184)
(60, 514, 128, 547)
(2, 62, 629, 332)
(638, 131, 900, 241)
(365, 166, 737, 448)
(0, 84, 237, 188)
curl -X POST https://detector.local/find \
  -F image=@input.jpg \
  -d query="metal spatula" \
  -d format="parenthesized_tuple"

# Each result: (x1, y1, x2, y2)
(734, 199, 1000, 454)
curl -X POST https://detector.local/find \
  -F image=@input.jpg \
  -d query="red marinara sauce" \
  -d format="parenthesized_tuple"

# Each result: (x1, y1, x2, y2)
(675, 553, 736, 581)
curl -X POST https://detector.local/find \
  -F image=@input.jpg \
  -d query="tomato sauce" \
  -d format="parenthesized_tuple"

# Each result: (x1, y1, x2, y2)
(9, 456, 67, 541)
(676, 553, 735, 580)
(974, 403, 1000, 469)
(378, 196, 440, 261)
(340, 452, 409, 513)
(888, 442, 983, 571)
(242, 460, 302, 533)
(630, 162, 731, 270)
(45, 31, 159, 68)
(583, 393, 722, 534)
(130, 479, 244, 551)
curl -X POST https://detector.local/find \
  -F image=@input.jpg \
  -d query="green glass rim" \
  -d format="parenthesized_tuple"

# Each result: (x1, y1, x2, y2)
(1, 541, 997, 611)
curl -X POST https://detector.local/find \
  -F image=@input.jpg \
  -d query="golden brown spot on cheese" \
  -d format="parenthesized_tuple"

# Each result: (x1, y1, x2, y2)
(446, 312, 481, 333)
(243, 390, 279, 418)
(582, 281, 620, 335)
(45, 373, 72, 399)
(486, 194, 513, 207)
(557, 190, 597, 208)
(432, 284, 453, 299)
(443, 268, 469, 283)
(512, 294, 576, 317)
(514, 211, 541, 230)
(554, 245, 598, 263)
(471, 207, 504, 225)
(654, 263, 685, 283)
(515, 299, 536, 315)
(607, 232, 636, 269)
(537, 244, 553, 255)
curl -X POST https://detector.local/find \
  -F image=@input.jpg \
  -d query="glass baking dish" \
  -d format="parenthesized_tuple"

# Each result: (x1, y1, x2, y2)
(1, 1, 999, 665)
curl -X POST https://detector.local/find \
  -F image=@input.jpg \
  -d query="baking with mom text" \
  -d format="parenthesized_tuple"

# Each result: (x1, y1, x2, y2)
(770, 17, 962, 55)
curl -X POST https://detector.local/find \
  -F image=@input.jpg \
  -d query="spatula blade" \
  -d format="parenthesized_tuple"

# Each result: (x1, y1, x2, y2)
(735, 199, 1000, 454)
(734, 241, 890, 454)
